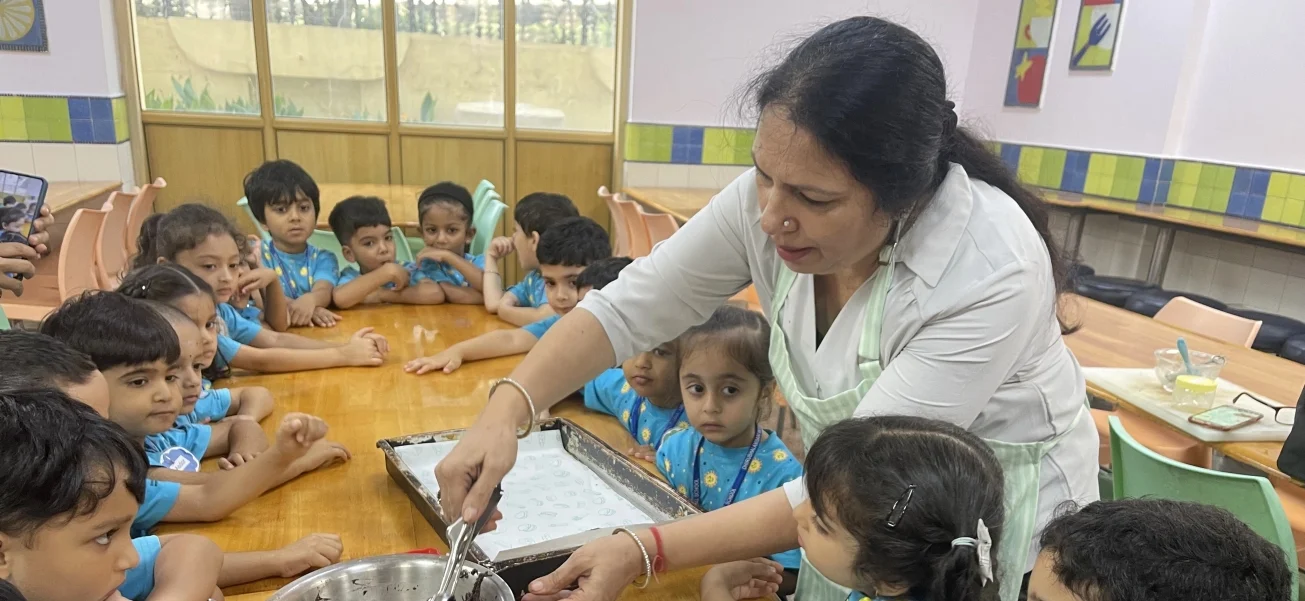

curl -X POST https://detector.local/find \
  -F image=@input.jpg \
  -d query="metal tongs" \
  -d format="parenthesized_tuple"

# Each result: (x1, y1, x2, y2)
(431, 485, 503, 601)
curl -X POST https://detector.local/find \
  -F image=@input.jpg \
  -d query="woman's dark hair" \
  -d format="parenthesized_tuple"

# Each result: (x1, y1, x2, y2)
(749, 17, 1074, 333)
(0, 578, 26, 601)
(133, 203, 245, 269)
(806, 416, 1005, 601)
(678, 306, 774, 420)
(118, 264, 228, 381)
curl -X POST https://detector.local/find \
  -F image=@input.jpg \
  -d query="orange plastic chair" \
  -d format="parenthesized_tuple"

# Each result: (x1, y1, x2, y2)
(126, 177, 166, 256)
(598, 186, 631, 257)
(639, 205, 680, 249)
(1154, 296, 1263, 347)
(617, 198, 651, 258)
(61, 208, 109, 299)
(96, 190, 135, 289)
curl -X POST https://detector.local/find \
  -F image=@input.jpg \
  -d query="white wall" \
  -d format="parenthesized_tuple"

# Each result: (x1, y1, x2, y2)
(628, 0, 980, 127)
(0, 0, 122, 96)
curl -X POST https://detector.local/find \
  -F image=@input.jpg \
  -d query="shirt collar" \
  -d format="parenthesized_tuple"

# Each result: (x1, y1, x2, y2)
(896, 162, 973, 288)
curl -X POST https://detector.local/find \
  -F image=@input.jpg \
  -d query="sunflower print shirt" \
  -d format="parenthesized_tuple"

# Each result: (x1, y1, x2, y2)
(582, 368, 687, 450)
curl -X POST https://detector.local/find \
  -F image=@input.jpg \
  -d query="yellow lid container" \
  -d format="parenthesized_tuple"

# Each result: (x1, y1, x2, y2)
(1175, 374, 1217, 394)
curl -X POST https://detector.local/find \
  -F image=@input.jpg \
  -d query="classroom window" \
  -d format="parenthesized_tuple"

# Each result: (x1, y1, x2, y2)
(132, 0, 261, 115)
(395, 0, 506, 127)
(514, 0, 617, 132)
(264, 0, 388, 121)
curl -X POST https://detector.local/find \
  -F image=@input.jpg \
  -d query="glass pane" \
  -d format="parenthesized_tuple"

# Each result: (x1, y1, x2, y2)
(396, 0, 505, 127)
(515, 0, 616, 132)
(265, 0, 386, 121)
(133, 0, 260, 115)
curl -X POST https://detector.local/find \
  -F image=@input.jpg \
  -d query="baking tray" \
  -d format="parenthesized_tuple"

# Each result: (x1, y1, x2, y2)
(379, 418, 701, 595)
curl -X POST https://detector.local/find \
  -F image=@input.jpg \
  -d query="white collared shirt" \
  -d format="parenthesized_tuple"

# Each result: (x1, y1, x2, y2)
(580, 164, 1099, 568)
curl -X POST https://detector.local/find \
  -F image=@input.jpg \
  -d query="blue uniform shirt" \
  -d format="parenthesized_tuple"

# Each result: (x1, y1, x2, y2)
(507, 269, 547, 308)
(144, 424, 210, 472)
(522, 314, 560, 339)
(120, 536, 161, 601)
(262, 239, 339, 299)
(239, 302, 261, 323)
(657, 428, 803, 569)
(132, 479, 180, 536)
(337, 262, 418, 288)
(177, 379, 232, 426)
(412, 253, 485, 287)
(215, 303, 261, 369)
(584, 368, 688, 449)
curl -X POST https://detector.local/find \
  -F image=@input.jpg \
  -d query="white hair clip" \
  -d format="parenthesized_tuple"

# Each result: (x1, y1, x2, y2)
(951, 518, 994, 585)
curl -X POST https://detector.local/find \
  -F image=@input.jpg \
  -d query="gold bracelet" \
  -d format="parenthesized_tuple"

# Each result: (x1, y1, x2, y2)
(613, 528, 652, 589)
(489, 377, 536, 439)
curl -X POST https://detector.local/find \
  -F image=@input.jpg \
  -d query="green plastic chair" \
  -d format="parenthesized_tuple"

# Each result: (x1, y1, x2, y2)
(236, 197, 268, 237)
(391, 226, 415, 264)
(308, 229, 358, 272)
(0, 305, 9, 330)
(1110, 416, 1299, 598)
(472, 180, 496, 215)
(471, 196, 507, 257)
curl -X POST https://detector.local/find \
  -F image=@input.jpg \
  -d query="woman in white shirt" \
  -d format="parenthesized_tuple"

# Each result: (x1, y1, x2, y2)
(434, 16, 1098, 601)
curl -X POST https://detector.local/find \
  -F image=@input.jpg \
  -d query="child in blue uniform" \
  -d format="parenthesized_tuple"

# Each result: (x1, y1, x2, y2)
(244, 160, 341, 327)
(406, 218, 612, 375)
(483, 192, 580, 326)
(328, 195, 446, 308)
(0, 388, 223, 601)
(0, 330, 112, 418)
(412, 182, 485, 304)
(655, 306, 802, 572)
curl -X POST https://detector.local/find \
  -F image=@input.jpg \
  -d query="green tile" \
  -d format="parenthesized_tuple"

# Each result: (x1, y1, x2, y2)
(702, 128, 733, 164)
(1209, 188, 1230, 214)
(1289, 175, 1305, 201)
(114, 117, 129, 143)
(1038, 148, 1066, 188)
(1110, 177, 1142, 201)
(1284, 199, 1305, 225)
(0, 97, 23, 120)
(1087, 154, 1117, 179)
(625, 124, 671, 163)
(1018, 147, 1043, 184)
(0, 119, 26, 141)
(1169, 182, 1196, 207)
(1263, 196, 1286, 222)
(1117, 156, 1145, 180)
(1084, 174, 1107, 196)
(732, 130, 755, 165)
(26, 120, 49, 140)
(1269, 172, 1292, 198)
(48, 118, 71, 142)
(1193, 186, 1213, 210)
(1197, 163, 1218, 189)
(112, 97, 127, 121)
(1173, 161, 1202, 185)
(1212, 165, 1235, 193)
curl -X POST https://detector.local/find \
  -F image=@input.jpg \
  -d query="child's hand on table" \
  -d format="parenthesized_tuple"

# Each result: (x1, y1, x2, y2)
(220, 419, 270, 470)
(404, 348, 464, 374)
(276, 534, 344, 578)
(700, 558, 784, 601)
(627, 445, 656, 462)
(352, 326, 390, 355)
(339, 330, 385, 366)
(275, 413, 330, 456)
(289, 440, 352, 475)
(288, 296, 317, 326)
(486, 237, 515, 260)
(311, 306, 342, 327)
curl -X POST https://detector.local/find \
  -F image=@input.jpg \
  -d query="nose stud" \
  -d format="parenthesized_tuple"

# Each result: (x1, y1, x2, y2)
(783, 219, 793, 228)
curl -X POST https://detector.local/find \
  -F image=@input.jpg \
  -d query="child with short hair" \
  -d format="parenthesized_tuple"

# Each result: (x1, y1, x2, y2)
(412, 182, 484, 304)
(39, 292, 351, 537)
(405, 217, 612, 375)
(1031, 498, 1292, 601)
(655, 306, 802, 574)
(243, 159, 341, 327)
(134, 204, 388, 373)
(0, 330, 110, 416)
(0, 207, 28, 245)
(482, 192, 580, 325)
(327, 195, 444, 309)
(0, 388, 225, 601)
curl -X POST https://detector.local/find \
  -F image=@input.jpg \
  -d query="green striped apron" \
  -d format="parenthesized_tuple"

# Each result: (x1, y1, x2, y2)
(768, 243, 1084, 601)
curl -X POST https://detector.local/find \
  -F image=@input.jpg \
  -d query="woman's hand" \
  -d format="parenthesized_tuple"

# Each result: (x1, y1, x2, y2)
(523, 533, 646, 601)
(0, 242, 38, 297)
(433, 391, 530, 524)
(27, 205, 53, 257)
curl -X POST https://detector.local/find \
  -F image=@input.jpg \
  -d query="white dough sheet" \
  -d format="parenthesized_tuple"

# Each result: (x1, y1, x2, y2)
(393, 430, 654, 561)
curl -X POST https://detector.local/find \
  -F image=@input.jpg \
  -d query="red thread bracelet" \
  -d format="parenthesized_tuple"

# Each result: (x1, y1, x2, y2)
(649, 526, 667, 573)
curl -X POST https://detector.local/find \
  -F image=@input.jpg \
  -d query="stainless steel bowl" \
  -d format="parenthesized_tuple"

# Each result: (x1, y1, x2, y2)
(268, 554, 515, 601)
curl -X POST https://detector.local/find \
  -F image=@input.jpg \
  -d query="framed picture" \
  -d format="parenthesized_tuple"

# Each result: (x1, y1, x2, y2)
(1005, 0, 1059, 107)
(1070, 0, 1124, 71)
(0, 0, 48, 53)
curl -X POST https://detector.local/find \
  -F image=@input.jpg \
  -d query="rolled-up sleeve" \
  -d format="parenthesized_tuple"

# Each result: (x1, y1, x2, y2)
(578, 178, 760, 362)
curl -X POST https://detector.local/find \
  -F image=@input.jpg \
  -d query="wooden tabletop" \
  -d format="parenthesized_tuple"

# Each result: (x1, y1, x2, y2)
(317, 184, 430, 228)
(46, 180, 121, 213)
(622, 187, 716, 223)
(160, 304, 707, 600)
(1063, 296, 1305, 483)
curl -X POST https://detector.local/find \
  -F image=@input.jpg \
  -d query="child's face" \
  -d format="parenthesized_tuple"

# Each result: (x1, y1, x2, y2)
(420, 203, 474, 255)
(102, 360, 182, 439)
(1027, 551, 1079, 601)
(171, 234, 242, 304)
(539, 264, 585, 316)
(680, 347, 764, 447)
(2, 219, 24, 233)
(60, 370, 112, 419)
(512, 221, 539, 270)
(174, 293, 219, 369)
(792, 500, 864, 592)
(621, 343, 679, 408)
(0, 474, 140, 601)
(170, 321, 205, 415)
(262, 190, 316, 249)
(344, 225, 397, 273)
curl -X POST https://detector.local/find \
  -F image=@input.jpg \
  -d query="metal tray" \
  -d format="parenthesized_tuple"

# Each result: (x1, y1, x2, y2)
(379, 418, 700, 594)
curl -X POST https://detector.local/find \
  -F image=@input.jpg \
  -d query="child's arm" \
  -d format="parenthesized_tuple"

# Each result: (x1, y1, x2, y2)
(229, 333, 383, 373)
(152, 534, 225, 601)
(218, 534, 344, 587)
(497, 302, 555, 327)
(386, 281, 446, 305)
(417, 248, 486, 291)
(220, 419, 270, 467)
(333, 263, 411, 309)
(237, 266, 290, 332)
(227, 386, 274, 421)
(404, 328, 538, 375)
(439, 282, 484, 305)
(481, 237, 513, 313)
(699, 559, 785, 601)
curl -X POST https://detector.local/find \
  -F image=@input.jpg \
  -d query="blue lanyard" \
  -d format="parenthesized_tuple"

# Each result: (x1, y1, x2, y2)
(692, 427, 763, 507)
(629, 400, 684, 448)
(263, 242, 316, 296)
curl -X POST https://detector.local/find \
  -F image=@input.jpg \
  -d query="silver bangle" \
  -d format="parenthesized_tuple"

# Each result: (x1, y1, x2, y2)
(489, 377, 536, 439)
(613, 528, 652, 589)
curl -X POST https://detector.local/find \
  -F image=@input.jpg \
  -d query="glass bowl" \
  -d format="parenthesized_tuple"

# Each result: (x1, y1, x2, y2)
(1154, 348, 1226, 392)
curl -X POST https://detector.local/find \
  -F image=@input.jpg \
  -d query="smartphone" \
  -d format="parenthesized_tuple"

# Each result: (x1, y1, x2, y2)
(1189, 405, 1264, 432)
(0, 170, 48, 247)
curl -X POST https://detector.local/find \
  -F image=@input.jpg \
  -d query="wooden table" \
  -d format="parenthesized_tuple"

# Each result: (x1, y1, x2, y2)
(161, 304, 708, 600)
(44, 180, 122, 214)
(622, 187, 715, 223)
(317, 184, 429, 228)
(1064, 296, 1305, 484)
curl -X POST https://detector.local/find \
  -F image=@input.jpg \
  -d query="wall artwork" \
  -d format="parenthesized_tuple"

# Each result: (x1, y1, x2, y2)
(1070, 0, 1123, 71)
(1005, 0, 1059, 108)
(0, 0, 47, 52)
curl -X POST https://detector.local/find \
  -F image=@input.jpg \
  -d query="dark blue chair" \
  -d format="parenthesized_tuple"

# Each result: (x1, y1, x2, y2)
(1075, 275, 1155, 307)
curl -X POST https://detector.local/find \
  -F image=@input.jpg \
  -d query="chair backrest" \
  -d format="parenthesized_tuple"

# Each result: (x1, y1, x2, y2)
(125, 178, 165, 255)
(1110, 416, 1300, 592)
(95, 192, 133, 289)
(639, 205, 679, 249)
(237, 197, 269, 237)
(1154, 296, 1263, 347)
(473, 179, 496, 215)
(391, 226, 415, 263)
(471, 197, 507, 256)
(599, 186, 631, 257)
(60, 208, 110, 300)
(0, 304, 9, 330)
(616, 198, 651, 258)
(308, 229, 356, 271)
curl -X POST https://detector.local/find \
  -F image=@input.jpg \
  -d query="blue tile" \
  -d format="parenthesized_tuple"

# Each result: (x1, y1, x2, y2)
(1155, 182, 1171, 203)
(1142, 158, 1161, 181)
(1232, 167, 1253, 193)
(1250, 169, 1271, 196)
(1228, 191, 1248, 216)
(67, 97, 91, 120)
(89, 97, 112, 121)
(687, 127, 703, 145)
(1000, 144, 1021, 170)
(1072, 150, 1091, 170)
(91, 119, 116, 144)
(1159, 159, 1174, 182)
(1138, 179, 1156, 204)
(1244, 192, 1266, 220)
(1062, 171, 1085, 193)
(70, 119, 94, 143)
